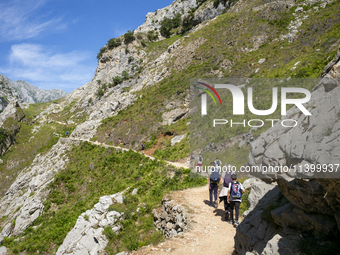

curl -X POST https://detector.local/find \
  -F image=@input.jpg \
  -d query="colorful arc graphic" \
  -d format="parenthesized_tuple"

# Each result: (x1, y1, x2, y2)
(197, 82, 222, 106)
(197, 87, 217, 105)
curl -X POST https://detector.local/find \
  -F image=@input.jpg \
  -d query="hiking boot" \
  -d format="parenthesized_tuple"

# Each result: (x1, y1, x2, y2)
(214, 200, 218, 208)
(209, 204, 214, 207)
(234, 221, 239, 227)
(227, 220, 233, 224)
(225, 212, 229, 221)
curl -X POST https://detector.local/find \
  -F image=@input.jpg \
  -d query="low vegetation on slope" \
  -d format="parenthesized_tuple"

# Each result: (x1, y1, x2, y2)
(2, 142, 206, 254)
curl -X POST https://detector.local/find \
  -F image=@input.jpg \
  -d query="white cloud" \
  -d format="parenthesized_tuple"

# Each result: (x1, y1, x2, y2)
(0, 43, 96, 92)
(0, 0, 66, 41)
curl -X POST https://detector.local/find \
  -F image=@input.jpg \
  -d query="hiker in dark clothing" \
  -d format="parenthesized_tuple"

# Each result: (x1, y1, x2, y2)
(66, 131, 69, 137)
(197, 153, 203, 172)
(190, 153, 195, 170)
(209, 162, 220, 208)
(227, 173, 245, 227)
(141, 143, 145, 154)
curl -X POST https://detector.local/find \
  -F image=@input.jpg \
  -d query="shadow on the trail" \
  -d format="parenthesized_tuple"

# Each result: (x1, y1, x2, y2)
(203, 199, 211, 205)
(213, 208, 225, 221)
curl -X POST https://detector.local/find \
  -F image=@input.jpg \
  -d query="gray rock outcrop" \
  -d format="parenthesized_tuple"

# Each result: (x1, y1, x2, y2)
(171, 134, 186, 146)
(162, 108, 189, 125)
(0, 101, 25, 156)
(235, 45, 340, 254)
(0, 77, 22, 112)
(135, 0, 197, 34)
(56, 192, 125, 255)
(235, 180, 301, 255)
(242, 177, 279, 217)
(0, 101, 24, 127)
(152, 199, 188, 238)
(0, 246, 7, 255)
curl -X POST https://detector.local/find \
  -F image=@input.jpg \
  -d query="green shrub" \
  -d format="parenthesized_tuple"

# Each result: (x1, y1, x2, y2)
(122, 71, 129, 80)
(181, 13, 199, 34)
(197, 0, 207, 5)
(113, 76, 123, 86)
(124, 30, 135, 45)
(97, 47, 107, 60)
(128, 56, 134, 64)
(102, 83, 107, 91)
(88, 98, 93, 106)
(160, 13, 181, 38)
(136, 34, 143, 40)
(240, 188, 250, 215)
(107, 38, 122, 49)
(0, 127, 8, 145)
(97, 88, 104, 98)
(147, 30, 158, 41)
(141, 40, 147, 47)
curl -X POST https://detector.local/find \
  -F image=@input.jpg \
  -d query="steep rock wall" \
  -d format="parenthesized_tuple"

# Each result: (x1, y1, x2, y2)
(235, 45, 340, 254)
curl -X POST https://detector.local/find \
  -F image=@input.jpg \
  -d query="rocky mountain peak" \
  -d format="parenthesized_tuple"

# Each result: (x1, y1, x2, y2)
(0, 75, 68, 104)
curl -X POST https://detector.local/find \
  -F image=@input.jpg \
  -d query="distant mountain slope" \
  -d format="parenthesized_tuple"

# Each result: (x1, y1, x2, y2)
(0, 74, 67, 104)
(0, 77, 22, 112)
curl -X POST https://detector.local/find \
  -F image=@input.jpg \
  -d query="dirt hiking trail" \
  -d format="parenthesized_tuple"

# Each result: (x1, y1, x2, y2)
(131, 185, 236, 255)
(67, 138, 188, 169)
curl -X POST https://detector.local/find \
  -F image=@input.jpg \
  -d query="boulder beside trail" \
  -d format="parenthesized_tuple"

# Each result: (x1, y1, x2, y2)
(56, 192, 125, 255)
(152, 198, 188, 238)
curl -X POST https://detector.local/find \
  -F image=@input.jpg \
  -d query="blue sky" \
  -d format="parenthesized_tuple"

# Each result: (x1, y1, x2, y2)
(0, 0, 174, 93)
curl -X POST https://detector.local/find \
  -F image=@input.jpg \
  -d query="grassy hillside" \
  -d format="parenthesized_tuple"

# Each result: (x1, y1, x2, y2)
(2, 142, 206, 254)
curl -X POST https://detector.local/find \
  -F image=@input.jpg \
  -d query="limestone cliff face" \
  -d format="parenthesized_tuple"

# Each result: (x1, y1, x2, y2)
(134, 0, 229, 35)
(0, 77, 22, 112)
(0, 75, 67, 104)
(0, 101, 25, 156)
(235, 45, 340, 255)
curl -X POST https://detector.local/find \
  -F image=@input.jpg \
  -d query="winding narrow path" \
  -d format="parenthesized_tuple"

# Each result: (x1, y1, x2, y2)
(65, 138, 188, 169)
(131, 185, 236, 255)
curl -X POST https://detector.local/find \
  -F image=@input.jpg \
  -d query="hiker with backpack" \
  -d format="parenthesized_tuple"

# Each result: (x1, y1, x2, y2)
(227, 173, 245, 227)
(209, 162, 220, 208)
(214, 157, 222, 171)
(197, 153, 203, 172)
(66, 131, 69, 137)
(218, 164, 233, 221)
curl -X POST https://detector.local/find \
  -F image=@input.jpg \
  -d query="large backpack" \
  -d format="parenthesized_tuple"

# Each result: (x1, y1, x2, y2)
(223, 172, 232, 187)
(230, 181, 242, 199)
(210, 168, 220, 182)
